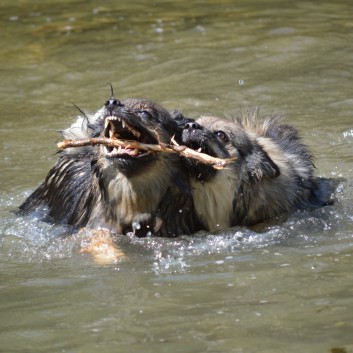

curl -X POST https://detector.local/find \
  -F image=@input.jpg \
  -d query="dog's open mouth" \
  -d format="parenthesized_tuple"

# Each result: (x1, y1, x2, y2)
(103, 116, 158, 158)
(186, 141, 216, 159)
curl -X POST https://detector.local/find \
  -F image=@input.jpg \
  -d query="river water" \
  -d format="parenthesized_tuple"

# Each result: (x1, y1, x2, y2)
(1, 1, 353, 352)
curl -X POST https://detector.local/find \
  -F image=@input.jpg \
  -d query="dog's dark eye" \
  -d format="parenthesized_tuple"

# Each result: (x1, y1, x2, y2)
(215, 130, 228, 142)
(138, 110, 152, 119)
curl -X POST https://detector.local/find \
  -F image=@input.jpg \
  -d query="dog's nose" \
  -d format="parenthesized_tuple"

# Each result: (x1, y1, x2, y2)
(105, 98, 122, 115)
(185, 121, 201, 130)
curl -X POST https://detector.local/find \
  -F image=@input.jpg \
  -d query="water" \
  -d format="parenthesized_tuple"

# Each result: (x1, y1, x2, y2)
(1, 0, 353, 352)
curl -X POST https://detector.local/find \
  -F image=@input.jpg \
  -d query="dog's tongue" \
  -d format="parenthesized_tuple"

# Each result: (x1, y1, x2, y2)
(116, 146, 140, 156)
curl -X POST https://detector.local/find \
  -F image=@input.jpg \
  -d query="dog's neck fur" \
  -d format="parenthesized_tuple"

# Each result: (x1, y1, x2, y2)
(190, 167, 240, 232)
(91, 158, 174, 234)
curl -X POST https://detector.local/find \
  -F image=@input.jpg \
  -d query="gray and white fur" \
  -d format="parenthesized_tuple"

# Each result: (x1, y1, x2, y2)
(182, 111, 335, 231)
(19, 97, 201, 237)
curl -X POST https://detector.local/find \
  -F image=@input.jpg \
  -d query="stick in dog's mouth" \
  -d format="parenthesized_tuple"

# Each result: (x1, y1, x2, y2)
(57, 135, 236, 169)
(103, 116, 157, 158)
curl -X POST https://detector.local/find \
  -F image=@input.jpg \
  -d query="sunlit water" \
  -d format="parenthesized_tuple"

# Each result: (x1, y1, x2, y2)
(1, 1, 353, 352)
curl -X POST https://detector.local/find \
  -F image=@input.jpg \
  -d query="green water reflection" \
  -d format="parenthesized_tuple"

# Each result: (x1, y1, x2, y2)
(1, 1, 353, 352)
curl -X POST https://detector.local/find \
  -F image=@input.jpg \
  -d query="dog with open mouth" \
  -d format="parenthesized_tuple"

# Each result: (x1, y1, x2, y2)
(181, 111, 335, 231)
(19, 96, 201, 238)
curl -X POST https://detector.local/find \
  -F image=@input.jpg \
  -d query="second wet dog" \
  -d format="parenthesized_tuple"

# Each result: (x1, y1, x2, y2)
(182, 111, 334, 231)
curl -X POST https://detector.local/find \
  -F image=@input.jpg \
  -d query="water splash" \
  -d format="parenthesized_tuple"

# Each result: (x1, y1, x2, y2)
(2, 179, 352, 266)
(152, 251, 190, 275)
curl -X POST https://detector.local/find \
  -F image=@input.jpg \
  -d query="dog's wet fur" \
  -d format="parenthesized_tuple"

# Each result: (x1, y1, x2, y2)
(19, 97, 201, 237)
(181, 110, 335, 231)
(19, 98, 336, 237)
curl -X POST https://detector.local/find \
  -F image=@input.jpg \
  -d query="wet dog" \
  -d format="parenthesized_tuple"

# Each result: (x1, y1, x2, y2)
(182, 111, 334, 231)
(19, 97, 201, 238)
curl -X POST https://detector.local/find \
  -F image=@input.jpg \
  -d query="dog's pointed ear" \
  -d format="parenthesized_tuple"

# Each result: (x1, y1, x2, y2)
(245, 144, 280, 183)
(171, 110, 195, 129)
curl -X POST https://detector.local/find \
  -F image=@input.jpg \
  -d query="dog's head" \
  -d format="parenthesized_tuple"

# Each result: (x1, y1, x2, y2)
(97, 98, 184, 177)
(182, 115, 280, 183)
(63, 97, 185, 178)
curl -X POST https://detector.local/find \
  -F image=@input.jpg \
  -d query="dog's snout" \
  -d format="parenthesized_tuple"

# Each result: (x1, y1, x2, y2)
(185, 121, 201, 130)
(105, 98, 122, 115)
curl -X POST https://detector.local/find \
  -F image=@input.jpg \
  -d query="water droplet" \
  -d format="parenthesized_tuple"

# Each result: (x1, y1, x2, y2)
(132, 221, 141, 235)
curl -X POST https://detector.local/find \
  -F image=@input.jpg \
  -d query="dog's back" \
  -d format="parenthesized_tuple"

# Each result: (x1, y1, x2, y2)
(235, 113, 333, 224)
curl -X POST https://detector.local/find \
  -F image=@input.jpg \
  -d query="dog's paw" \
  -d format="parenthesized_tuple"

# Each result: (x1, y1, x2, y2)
(79, 229, 125, 265)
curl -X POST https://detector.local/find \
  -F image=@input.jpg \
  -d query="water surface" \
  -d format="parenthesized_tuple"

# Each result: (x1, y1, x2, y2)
(1, 1, 353, 352)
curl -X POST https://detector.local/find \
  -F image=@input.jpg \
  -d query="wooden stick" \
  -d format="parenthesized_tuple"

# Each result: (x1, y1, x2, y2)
(57, 137, 235, 169)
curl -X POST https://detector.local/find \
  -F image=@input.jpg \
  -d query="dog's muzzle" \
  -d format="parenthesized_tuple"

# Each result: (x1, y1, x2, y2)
(103, 116, 157, 159)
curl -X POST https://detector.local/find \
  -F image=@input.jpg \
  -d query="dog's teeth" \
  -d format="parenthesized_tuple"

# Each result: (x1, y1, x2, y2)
(134, 130, 141, 138)
(130, 148, 139, 156)
(197, 148, 202, 152)
(129, 126, 140, 138)
(122, 120, 126, 128)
